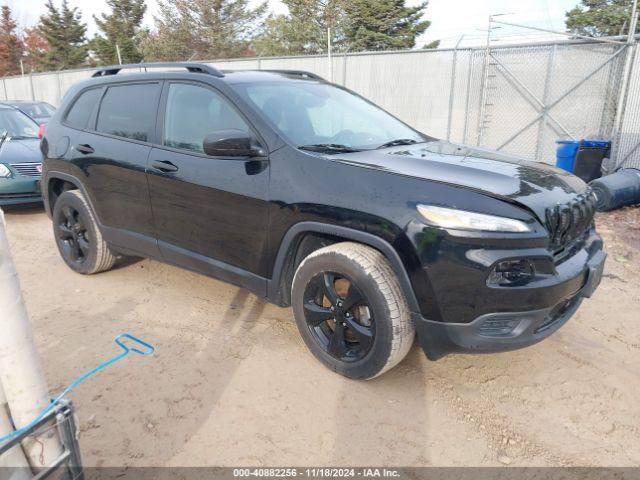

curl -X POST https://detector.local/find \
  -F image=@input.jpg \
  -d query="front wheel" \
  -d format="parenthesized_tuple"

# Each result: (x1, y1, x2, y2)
(291, 242, 415, 379)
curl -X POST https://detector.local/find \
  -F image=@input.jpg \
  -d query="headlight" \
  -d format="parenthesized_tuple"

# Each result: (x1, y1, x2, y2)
(0, 164, 11, 178)
(417, 204, 532, 233)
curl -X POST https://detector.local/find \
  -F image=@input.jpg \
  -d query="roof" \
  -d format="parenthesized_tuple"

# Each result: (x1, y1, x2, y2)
(224, 70, 325, 84)
(1, 100, 49, 105)
(87, 62, 326, 85)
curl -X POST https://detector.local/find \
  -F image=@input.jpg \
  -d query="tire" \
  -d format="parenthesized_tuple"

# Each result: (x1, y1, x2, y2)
(52, 189, 116, 274)
(291, 242, 415, 379)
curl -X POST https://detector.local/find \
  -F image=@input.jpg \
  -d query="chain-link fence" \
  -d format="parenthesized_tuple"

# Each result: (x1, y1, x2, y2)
(1, 37, 638, 167)
(613, 46, 640, 169)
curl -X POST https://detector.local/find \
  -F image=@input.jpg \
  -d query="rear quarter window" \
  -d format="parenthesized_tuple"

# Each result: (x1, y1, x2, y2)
(96, 83, 160, 142)
(65, 88, 102, 129)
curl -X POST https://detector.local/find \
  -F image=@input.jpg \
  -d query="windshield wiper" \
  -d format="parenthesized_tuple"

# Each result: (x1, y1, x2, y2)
(376, 139, 419, 149)
(10, 135, 39, 140)
(0, 131, 9, 150)
(298, 143, 362, 154)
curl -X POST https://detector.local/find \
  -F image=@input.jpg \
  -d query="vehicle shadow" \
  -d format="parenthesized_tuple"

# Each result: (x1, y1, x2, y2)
(109, 286, 268, 467)
(1, 203, 45, 216)
(331, 344, 431, 466)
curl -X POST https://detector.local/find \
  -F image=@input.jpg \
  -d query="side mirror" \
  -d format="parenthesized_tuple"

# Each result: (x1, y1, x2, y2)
(203, 129, 264, 157)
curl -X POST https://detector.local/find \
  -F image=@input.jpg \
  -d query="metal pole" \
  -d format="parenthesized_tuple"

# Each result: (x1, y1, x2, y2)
(446, 35, 464, 142)
(0, 209, 64, 470)
(461, 52, 474, 144)
(327, 27, 333, 82)
(56, 71, 62, 106)
(628, 0, 638, 43)
(342, 54, 347, 86)
(28, 73, 35, 101)
(116, 44, 123, 65)
(476, 16, 493, 145)
(492, 19, 627, 45)
(536, 44, 557, 162)
(58, 402, 83, 479)
(611, 0, 638, 164)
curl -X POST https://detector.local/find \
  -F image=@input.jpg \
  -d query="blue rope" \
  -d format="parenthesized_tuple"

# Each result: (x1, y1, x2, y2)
(0, 333, 154, 446)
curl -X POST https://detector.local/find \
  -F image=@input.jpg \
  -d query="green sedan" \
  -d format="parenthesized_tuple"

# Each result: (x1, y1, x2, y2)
(0, 105, 43, 206)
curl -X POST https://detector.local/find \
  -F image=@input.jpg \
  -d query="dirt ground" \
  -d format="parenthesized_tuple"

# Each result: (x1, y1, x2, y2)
(3, 205, 639, 467)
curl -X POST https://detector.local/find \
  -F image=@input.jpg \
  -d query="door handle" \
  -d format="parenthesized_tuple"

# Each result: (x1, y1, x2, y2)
(151, 160, 179, 173)
(75, 144, 94, 154)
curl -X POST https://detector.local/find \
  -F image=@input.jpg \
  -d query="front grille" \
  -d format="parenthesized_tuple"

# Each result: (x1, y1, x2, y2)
(10, 162, 42, 177)
(545, 189, 597, 252)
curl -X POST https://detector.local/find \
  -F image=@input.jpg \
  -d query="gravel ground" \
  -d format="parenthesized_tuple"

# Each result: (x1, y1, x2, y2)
(3, 205, 639, 467)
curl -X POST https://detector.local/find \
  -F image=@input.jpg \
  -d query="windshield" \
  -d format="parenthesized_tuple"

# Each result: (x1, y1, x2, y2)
(0, 109, 39, 138)
(18, 102, 55, 118)
(236, 81, 425, 150)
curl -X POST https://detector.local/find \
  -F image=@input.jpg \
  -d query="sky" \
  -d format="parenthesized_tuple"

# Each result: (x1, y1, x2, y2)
(6, 0, 581, 49)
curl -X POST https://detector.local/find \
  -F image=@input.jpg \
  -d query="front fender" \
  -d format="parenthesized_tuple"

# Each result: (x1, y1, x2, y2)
(266, 221, 422, 314)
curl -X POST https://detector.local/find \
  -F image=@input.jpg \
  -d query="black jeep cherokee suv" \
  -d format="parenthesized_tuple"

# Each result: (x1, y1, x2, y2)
(41, 62, 606, 379)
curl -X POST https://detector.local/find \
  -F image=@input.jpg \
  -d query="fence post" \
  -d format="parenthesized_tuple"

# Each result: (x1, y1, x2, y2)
(56, 71, 62, 106)
(476, 16, 493, 146)
(1, 76, 6, 101)
(535, 44, 557, 162)
(342, 54, 348, 86)
(28, 72, 35, 101)
(612, 43, 637, 166)
(446, 36, 464, 142)
(461, 52, 474, 144)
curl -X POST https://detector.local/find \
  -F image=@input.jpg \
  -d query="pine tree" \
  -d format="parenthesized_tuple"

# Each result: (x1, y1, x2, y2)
(255, 0, 347, 56)
(23, 27, 51, 73)
(91, 0, 146, 65)
(566, 0, 638, 37)
(38, 0, 88, 70)
(255, 0, 433, 56)
(0, 6, 23, 76)
(343, 0, 431, 51)
(141, 0, 267, 61)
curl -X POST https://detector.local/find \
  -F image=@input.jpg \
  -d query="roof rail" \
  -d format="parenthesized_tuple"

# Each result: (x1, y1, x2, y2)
(92, 62, 224, 78)
(260, 70, 326, 82)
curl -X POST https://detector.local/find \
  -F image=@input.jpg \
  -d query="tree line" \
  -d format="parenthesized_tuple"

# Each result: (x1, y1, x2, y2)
(0, 0, 436, 76)
(0, 0, 637, 77)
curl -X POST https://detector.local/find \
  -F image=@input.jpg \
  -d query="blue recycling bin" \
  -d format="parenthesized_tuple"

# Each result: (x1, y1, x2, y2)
(556, 140, 581, 173)
(556, 139, 611, 180)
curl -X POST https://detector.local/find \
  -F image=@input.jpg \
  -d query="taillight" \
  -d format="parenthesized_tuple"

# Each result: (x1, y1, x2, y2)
(38, 124, 45, 139)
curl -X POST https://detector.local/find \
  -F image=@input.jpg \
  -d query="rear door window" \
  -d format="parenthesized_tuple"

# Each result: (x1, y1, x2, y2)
(65, 88, 102, 129)
(96, 83, 161, 142)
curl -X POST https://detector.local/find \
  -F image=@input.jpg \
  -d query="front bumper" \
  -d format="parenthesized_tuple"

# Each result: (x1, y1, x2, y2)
(413, 236, 606, 360)
(0, 177, 42, 206)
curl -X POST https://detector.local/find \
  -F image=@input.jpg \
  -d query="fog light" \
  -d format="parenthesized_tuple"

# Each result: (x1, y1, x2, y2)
(487, 259, 535, 286)
(478, 317, 521, 337)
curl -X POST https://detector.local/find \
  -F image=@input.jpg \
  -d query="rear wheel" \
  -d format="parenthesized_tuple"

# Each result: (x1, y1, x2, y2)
(292, 242, 414, 379)
(52, 190, 116, 274)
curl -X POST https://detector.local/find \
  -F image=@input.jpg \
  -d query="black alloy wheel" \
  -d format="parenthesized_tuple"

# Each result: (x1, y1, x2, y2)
(57, 205, 90, 265)
(52, 189, 117, 274)
(302, 271, 375, 362)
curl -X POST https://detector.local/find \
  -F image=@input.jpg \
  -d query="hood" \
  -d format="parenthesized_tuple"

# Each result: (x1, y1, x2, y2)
(0, 138, 42, 164)
(333, 140, 587, 221)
